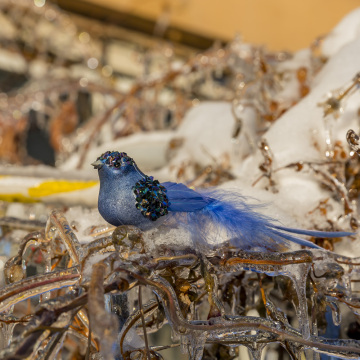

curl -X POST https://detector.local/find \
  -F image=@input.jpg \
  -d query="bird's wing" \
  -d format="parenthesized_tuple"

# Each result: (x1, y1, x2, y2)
(162, 182, 210, 212)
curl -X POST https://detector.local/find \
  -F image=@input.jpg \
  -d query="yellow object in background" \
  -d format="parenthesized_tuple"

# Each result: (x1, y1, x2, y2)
(28, 180, 98, 198)
(0, 176, 99, 206)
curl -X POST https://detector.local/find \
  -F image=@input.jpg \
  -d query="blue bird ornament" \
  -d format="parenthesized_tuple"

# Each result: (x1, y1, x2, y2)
(92, 151, 353, 251)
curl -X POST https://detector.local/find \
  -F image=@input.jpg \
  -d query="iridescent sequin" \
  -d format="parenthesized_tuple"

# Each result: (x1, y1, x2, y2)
(132, 176, 170, 221)
(97, 151, 134, 168)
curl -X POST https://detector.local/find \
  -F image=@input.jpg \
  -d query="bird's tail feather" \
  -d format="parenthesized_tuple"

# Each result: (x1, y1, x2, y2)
(176, 188, 352, 251)
(272, 225, 353, 239)
(269, 229, 322, 249)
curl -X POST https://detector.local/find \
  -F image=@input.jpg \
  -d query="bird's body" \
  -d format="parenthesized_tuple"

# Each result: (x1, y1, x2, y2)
(97, 158, 150, 230)
(93, 151, 353, 251)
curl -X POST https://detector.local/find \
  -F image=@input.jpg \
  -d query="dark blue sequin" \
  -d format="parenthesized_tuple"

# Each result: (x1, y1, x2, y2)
(132, 176, 170, 221)
(97, 151, 134, 168)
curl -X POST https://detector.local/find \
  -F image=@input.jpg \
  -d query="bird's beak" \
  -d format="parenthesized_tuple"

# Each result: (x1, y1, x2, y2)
(91, 160, 103, 169)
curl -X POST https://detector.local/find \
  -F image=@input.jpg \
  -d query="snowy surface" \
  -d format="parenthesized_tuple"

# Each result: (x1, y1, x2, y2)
(321, 8, 360, 57)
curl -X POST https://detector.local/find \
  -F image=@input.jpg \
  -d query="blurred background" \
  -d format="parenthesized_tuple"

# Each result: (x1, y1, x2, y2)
(0, 0, 359, 170)
(57, 0, 360, 51)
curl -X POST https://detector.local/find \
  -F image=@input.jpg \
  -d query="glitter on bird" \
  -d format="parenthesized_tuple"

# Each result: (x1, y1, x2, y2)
(93, 151, 354, 251)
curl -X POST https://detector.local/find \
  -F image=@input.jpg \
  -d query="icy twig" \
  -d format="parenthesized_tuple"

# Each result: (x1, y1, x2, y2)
(138, 286, 151, 360)
(81, 236, 115, 271)
(119, 299, 158, 357)
(115, 268, 360, 357)
(46, 210, 84, 265)
(0, 267, 80, 313)
(88, 263, 119, 360)
(0, 217, 46, 231)
(4, 231, 44, 284)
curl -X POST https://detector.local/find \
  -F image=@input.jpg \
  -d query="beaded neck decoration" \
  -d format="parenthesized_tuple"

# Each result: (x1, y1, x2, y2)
(133, 176, 170, 221)
(97, 151, 134, 168)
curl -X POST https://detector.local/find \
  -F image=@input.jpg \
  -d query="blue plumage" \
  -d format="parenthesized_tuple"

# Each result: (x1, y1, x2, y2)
(163, 182, 210, 211)
(92, 151, 354, 251)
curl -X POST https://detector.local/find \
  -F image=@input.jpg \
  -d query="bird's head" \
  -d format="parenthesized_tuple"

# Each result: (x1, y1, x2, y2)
(92, 151, 138, 178)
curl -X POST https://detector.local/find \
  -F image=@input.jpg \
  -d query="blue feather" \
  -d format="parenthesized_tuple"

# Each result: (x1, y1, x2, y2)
(272, 225, 353, 239)
(163, 185, 353, 250)
(269, 229, 322, 249)
(162, 182, 210, 212)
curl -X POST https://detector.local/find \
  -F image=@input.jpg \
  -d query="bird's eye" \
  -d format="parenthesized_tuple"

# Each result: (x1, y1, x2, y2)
(114, 162, 120, 168)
